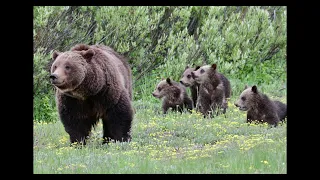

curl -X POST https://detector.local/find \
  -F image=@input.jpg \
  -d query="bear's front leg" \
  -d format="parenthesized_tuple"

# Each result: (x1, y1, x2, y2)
(183, 95, 194, 113)
(65, 126, 91, 145)
(102, 92, 133, 143)
(198, 93, 211, 117)
(210, 88, 225, 116)
(161, 101, 170, 114)
(59, 115, 95, 145)
(246, 111, 254, 124)
(57, 95, 96, 145)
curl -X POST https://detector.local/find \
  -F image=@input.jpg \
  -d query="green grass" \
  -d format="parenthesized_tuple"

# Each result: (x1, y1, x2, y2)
(33, 80, 287, 174)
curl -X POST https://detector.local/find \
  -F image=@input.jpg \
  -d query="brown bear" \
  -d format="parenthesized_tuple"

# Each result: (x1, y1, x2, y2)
(179, 65, 200, 108)
(50, 44, 133, 145)
(234, 85, 287, 126)
(191, 64, 231, 117)
(152, 78, 193, 114)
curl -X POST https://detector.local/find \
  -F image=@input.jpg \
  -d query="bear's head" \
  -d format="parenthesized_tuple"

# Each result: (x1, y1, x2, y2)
(191, 64, 216, 84)
(152, 78, 180, 99)
(180, 65, 198, 87)
(234, 85, 259, 111)
(50, 49, 95, 93)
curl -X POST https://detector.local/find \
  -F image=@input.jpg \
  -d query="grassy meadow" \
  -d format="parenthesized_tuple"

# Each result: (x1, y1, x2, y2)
(33, 79, 287, 174)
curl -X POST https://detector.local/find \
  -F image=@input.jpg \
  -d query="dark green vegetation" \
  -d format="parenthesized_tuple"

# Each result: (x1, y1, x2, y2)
(33, 6, 286, 123)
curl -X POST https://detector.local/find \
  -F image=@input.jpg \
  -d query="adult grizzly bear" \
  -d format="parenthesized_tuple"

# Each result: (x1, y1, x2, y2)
(234, 85, 287, 126)
(50, 44, 133, 145)
(152, 78, 193, 114)
(191, 64, 231, 117)
(179, 65, 200, 108)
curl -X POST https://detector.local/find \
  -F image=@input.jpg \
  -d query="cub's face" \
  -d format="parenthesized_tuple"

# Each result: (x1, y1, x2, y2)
(191, 65, 211, 84)
(50, 51, 88, 93)
(234, 86, 258, 111)
(180, 67, 196, 87)
(152, 79, 170, 99)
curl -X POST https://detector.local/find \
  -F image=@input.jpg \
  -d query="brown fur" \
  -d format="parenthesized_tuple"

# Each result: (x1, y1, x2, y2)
(152, 78, 193, 114)
(50, 44, 133, 145)
(234, 85, 286, 126)
(191, 64, 231, 117)
(180, 66, 200, 108)
(70, 44, 133, 100)
(273, 100, 287, 122)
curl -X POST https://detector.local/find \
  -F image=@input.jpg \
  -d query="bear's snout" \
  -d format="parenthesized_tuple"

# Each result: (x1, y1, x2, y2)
(50, 74, 60, 84)
(180, 80, 190, 87)
(152, 92, 160, 98)
(191, 72, 197, 79)
(49, 74, 58, 80)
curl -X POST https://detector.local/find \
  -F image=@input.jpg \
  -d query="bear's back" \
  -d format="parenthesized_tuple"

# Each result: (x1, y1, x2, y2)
(88, 45, 133, 100)
(273, 100, 287, 121)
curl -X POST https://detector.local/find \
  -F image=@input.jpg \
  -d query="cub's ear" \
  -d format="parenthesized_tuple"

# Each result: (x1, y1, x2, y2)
(211, 64, 217, 70)
(52, 51, 61, 60)
(195, 66, 201, 70)
(166, 78, 172, 85)
(80, 49, 95, 62)
(185, 65, 190, 70)
(244, 85, 248, 89)
(252, 85, 258, 93)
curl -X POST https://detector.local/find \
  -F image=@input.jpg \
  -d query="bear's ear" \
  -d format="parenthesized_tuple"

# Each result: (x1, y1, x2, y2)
(166, 78, 172, 85)
(211, 64, 217, 70)
(195, 66, 201, 70)
(80, 49, 95, 62)
(244, 85, 248, 89)
(252, 85, 258, 93)
(185, 65, 189, 70)
(52, 51, 61, 60)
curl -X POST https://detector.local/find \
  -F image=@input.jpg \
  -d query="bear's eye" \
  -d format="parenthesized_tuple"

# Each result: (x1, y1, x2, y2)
(200, 69, 205, 74)
(241, 97, 246, 101)
(65, 65, 71, 70)
(54, 65, 57, 70)
(187, 74, 191, 79)
(157, 87, 161, 91)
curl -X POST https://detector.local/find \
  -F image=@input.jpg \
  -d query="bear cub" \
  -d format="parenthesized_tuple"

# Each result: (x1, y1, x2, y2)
(234, 85, 287, 126)
(191, 64, 231, 117)
(152, 78, 193, 114)
(180, 65, 201, 108)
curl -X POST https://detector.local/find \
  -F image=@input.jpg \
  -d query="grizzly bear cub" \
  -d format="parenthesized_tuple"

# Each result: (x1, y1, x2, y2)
(180, 65, 200, 108)
(191, 64, 231, 117)
(234, 85, 287, 126)
(152, 78, 193, 114)
(50, 44, 133, 145)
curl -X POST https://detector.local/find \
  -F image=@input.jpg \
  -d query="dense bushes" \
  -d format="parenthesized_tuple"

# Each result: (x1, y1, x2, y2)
(33, 6, 287, 122)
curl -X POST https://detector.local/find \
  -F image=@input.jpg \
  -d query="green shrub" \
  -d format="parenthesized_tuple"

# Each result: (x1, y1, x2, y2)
(33, 6, 287, 121)
(33, 48, 57, 122)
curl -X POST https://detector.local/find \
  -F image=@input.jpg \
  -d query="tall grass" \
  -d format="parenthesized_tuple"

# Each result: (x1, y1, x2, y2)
(33, 80, 286, 174)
